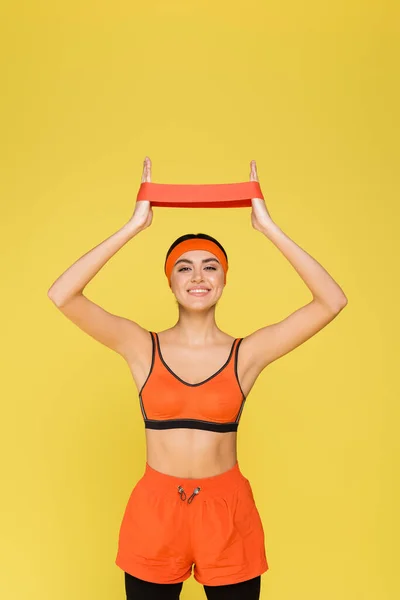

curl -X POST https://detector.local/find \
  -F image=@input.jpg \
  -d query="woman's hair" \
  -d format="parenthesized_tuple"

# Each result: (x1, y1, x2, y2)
(165, 233, 228, 266)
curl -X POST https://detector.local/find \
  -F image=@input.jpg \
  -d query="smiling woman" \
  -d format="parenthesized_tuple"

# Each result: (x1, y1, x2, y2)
(47, 155, 347, 599)
(167, 247, 227, 320)
(164, 233, 229, 287)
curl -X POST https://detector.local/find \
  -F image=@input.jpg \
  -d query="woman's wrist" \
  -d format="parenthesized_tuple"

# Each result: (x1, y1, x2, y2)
(123, 219, 144, 238)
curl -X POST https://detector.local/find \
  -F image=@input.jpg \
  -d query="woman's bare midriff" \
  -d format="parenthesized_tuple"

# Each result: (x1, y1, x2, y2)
(145, 428, 238, 479)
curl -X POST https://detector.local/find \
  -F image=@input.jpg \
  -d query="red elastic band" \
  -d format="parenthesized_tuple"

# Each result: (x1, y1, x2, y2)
(136, 181, 264, 208)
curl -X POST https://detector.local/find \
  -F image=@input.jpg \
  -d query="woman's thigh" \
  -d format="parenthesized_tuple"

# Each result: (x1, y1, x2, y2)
(125, 572, 183, 600)
(124, 571, 260, 599)
(203, 575, 261, 600)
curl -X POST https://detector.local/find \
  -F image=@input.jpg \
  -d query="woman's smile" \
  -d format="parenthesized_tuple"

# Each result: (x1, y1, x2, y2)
(187, 288, 211, 296)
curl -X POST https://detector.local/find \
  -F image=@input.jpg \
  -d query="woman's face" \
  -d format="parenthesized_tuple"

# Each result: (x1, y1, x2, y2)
(170, 249, 225, 308)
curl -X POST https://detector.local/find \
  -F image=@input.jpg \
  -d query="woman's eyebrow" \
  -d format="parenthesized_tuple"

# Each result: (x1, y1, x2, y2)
(174, 257, 220, 266)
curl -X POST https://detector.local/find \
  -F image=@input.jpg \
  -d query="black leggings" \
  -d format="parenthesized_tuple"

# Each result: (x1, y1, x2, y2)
(125, 571, 261, 599)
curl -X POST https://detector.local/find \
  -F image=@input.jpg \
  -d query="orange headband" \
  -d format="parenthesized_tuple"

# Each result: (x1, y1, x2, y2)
(136, 181, 264, 208)
(165, 239, 228, 287)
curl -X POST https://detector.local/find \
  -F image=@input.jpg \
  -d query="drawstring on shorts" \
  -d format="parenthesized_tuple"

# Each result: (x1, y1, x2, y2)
(178, 485, 201, 504)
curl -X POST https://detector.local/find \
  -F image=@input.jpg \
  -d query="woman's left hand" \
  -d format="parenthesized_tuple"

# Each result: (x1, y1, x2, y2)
(250, 160, 273, 232)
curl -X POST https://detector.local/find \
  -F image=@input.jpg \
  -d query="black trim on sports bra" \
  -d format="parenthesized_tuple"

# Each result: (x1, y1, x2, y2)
(234, 337, 246, 401)
(154, 332, 237, 387)
(144, 418, 239, 433)
(138, 331, 155, 421)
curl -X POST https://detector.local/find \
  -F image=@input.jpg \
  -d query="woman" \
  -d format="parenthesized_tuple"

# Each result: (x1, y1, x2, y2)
(48, 157, 348, 599)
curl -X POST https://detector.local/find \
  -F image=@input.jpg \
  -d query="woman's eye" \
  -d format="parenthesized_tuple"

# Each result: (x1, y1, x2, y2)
(178, 265, 217, 272)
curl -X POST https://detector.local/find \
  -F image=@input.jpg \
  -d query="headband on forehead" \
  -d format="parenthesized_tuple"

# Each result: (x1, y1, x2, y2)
(164, 238, 228, 287)
(136, 181, 264, 208)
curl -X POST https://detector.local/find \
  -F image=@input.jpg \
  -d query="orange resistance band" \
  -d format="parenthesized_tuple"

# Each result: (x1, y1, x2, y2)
(165, 239, 228, 287)
(136, 181, 264, 208)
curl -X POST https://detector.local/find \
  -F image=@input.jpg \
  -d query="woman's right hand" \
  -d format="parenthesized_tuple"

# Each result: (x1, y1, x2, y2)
(128, 156, 153, 233)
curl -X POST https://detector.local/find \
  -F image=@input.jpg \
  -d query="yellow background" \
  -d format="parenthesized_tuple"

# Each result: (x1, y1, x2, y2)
(1, 1, 398, 599)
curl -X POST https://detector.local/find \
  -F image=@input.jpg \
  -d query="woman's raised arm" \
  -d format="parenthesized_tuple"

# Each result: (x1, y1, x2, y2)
(47, 157, 153, 358)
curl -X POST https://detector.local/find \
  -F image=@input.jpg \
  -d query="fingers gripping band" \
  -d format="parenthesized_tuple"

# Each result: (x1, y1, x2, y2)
(136, 181, 264, 208)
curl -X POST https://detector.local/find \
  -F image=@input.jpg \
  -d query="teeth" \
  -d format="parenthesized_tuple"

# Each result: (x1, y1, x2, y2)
(189, 289, 209, 293)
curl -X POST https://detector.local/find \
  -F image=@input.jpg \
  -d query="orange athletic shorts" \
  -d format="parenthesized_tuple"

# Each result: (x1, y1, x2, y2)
(115, 460, 269, 586)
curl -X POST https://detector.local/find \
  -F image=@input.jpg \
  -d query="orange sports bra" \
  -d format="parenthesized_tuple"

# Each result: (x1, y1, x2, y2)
(139, 331, 246, 433)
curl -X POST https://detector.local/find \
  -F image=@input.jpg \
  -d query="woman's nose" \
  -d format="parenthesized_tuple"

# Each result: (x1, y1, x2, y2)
(192, 270, 203, 281)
